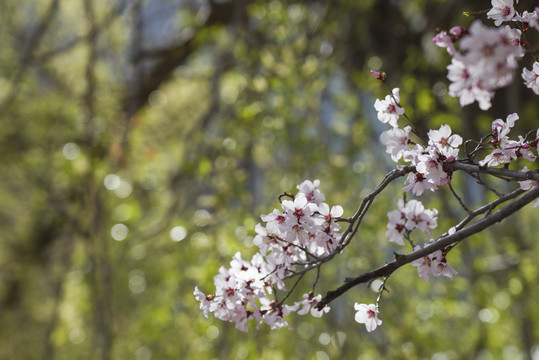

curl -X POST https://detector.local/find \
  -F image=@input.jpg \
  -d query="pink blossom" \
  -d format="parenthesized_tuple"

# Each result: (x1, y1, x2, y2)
(427, 124, 463, 158)
(296, 292, 331, 318)
(386, 200, 438, 245)
(402, 144, 425, 166)
(281, 193, 316, 224)
(374, 88, 405, 127)
(433, 30, 456, 55)
(411, 249, 441, 281)
(446, 21, 523, 110)
(487, 0, 516, 26)
(447, 58, 493, 110)
(403, 200, 438, 234)
(514, 136, 537, 162)
(522, 61, 539, 95)
(479, 148, 517, 167)
(354, 303, 382, 332)
(449, 26, 466, 36)
(380, 126, 412, 162)
(411, 253, 434, 281)
(416, 149, 450, 186)
(412, 247, 458, 281)
(370, 70, 386, 82)
(519, 167, 539, 208)
(195, 180, 344, 331)
(194, 286, 212, 318)
(480, 113, 521, 167)
(431, 258, 459, 279)
(492, 112, 518, 143)
(297, 179, 325, 202)
(386, 209, 406, 246)
(403, 171, 438, 196)
(259, 299, 296, 330)
(317, 203, 344, 231)
(516, 9, 539, 30)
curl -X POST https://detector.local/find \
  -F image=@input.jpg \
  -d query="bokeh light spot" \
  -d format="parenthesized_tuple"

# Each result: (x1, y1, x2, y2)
(367, 56, 383, 71)
(104, 174, 121, 190)
(69, 327, 86, 344)
(170, 226, 187, 242)
(316, 351, 330, 360)
(63, 143, 80, 160)
(318, 332, 331, 345)
(149, 90, 167, 108)
(114, 181, 132, 198)
(206, 325, 219, 339)
(135, 346, 152, 360)
(129, 269, 146, 294)
(111, 224, 128, 241)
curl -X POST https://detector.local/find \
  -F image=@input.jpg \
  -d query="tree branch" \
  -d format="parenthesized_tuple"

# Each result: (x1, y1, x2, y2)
(316, 185, 539, 309)
(445, 161, 539, 181)
(287, 161, 535, 277)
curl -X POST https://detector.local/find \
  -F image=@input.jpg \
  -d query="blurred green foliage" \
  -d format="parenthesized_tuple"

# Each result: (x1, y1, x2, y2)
(0, 0, 538, 359)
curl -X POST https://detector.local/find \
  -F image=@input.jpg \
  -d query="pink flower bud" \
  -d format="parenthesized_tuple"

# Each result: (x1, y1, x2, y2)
(433, 30, 450, 44)
(449, 26, 465, 36)
(370, 70, 386, 82)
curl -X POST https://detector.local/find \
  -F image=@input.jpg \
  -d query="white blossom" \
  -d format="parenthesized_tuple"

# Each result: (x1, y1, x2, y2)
(519, 166, 539, 208)
(446, 21, 523, 110)
(522, 61, 539, 95)
(380, 126, 412, 162)
(479, 113, 523, 167)
(432, 30, 456, 55)
(516, 9, 539, 30)
(374, 88, 405, 127)
(487, 0, 516, 26)
(354, 303, 382, 332)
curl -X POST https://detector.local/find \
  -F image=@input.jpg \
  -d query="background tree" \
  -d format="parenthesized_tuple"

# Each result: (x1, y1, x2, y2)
(0, 0, 537, 359)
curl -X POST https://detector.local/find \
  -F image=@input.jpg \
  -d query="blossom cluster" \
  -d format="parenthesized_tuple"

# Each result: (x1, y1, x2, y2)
(411, 244, 458, 281)
(479, 113, 538, 167)
(444, 21, 523, 110)
(195, 180, 340, 331)
(386, 199, 438, 246)
(433, 1, 539, 109)
(378, 99, 463, 196)
(372, 80, 463, 282)
(402, 125, 462, 196)
(476, 113, 539, 208)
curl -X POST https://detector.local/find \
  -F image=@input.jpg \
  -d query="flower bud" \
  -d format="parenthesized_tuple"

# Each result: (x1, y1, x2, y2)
(370, 70, 386, 82)
(449, 26, 465, 36)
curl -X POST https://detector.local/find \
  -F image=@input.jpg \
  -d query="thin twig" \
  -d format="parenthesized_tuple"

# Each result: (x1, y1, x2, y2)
(471, 173, 505, 197)
(278, 272, 305, 305)
(312, 266, 321, 293)
(375, 276, 389, 309)
(448, 182, 471, 213)
(403, 230, 415, 250)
